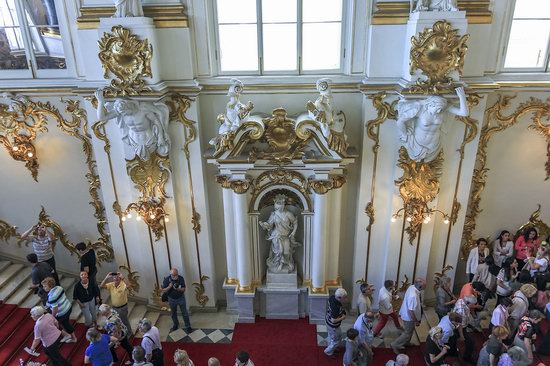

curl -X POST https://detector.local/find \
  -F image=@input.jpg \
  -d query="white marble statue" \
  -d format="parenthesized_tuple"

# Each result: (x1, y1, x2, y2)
(396, 87, 468, 162)
(209, 78, 254, 148)
(306, 78, 348, 152)
(413, 0, 458, 12)
(113, 0, 144, 17)
(95, 89, 170, 161)
(259, 194, 301, 274)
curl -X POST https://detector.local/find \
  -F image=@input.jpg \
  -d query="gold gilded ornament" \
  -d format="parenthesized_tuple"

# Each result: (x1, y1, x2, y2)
(193, 275, 210, 306)
(98, 26, 153, 96)
(0, 219, 18, 242)
(409, 20, 469, 94)
(395, 147, 444, 242)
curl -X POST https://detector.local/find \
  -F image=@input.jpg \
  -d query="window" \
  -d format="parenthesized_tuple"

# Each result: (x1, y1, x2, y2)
(215, 0, 344, 74)
(503, 0, 550, 71)
(0, 0, 67, 77)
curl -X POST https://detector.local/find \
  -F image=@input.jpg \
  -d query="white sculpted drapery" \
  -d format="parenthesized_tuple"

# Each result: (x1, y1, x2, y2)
(413, 0, 458, 12)
(259, 195, 301, 274)
(95, 90, 170, 160)
(113, 0, 144, 17)
(395, 87, 468, 162)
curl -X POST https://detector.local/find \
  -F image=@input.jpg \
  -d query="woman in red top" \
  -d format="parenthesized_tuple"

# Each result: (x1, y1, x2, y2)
(515, 227, 540, 270)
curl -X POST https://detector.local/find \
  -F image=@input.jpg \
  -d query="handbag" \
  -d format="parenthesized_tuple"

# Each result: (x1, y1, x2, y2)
(161, 291, 168, 303)
(144, 335, 164, 366)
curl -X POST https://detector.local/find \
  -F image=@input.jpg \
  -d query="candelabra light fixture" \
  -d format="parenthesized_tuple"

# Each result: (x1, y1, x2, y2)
(120, 196, 168, 240)
(391, 203, 450, 226)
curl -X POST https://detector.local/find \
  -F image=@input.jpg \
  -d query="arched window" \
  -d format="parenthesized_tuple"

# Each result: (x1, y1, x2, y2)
(0, 0, 71, 78)
(503, 0, 550, 72)
(214, 0, 344, 75)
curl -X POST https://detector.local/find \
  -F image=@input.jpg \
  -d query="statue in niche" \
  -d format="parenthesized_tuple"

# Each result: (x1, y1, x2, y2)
(259, 194, 301, 274)
(95, 89, 170, 161)
(112, 0, 144, 17)
(306, 78, 348, 153)
(413, 0, 458, 12)
(396, 87, 468, 162)
(209, 79, 254, 149)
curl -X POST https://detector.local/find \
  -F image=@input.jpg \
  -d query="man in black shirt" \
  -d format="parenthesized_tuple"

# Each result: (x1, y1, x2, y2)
(76, 242, 97, 285)
(73, 271, 101, 327)
(324, 287, 348, 357)
(26, 253, 56, 305)
(161, 268, 192, 332)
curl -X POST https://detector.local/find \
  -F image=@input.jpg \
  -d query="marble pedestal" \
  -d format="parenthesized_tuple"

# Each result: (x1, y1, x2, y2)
(308, 292, 329, 324)
(264, 270, 299, 319)
(235, 290, 256, 323)
(223, 279, 238, 314)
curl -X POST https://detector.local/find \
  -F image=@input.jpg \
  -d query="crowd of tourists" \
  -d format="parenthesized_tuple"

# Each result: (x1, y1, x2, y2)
(20, 223, 256, 366)
(325, 228, 550, 366)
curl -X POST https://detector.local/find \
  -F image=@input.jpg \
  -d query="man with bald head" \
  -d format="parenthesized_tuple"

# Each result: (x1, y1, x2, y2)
(162, 268, 192, 332)
(390, 277, 426, 355)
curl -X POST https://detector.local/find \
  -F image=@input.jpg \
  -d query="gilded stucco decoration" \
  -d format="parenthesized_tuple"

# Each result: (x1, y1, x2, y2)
(461, 96, 550, 258)
(249, 168, 311, 210)
(98, 25, 153, 97)
(309, 175, 347, 195)
(125, 152, 170, 240)
(60, 99, 114, 262)
(409, 20, 469, 94)
(392, 275, 410, 311)
(193, 275, 210, 307)
(395, 147, 444, 243)
(119, 264, 140, 296)
(0, 219, 18, 242)
(0, 95, 60, 181)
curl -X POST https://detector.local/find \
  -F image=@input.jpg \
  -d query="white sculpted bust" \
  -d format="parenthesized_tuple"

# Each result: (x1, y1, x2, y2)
(96, 89, 170, 161)
(113, 0, 144, 17)
(413, 0, 458, 12)
(396, 87, 468, 162)
(259, 194, 301, 274)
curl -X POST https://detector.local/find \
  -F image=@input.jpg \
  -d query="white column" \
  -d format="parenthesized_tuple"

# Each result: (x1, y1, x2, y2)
(222, 188, 238, 283)
(233, 189, 252, 290)
(312, 192, 329, 291)
(327, 187, 342, 281)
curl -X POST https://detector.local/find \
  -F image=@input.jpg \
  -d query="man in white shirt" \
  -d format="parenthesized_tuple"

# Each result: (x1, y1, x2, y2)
(374, 280, 403, 338)
(437, 312, 462, 357)
(139, 318, 163, 366)
(452, 296, 476, 363)
(390, 278, 425, 355)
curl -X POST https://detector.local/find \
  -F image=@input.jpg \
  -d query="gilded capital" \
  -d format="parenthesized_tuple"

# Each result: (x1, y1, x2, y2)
(215, 175, 232, 189)
(230, 179, 251, 194)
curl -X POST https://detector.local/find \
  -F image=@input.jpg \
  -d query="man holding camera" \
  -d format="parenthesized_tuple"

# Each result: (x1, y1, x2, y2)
(101, 271, 133, 334)
(161, 268, 192, 333)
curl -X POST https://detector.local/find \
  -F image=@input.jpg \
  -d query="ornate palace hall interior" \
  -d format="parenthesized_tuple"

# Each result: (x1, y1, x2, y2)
(1, 0, 550, 365)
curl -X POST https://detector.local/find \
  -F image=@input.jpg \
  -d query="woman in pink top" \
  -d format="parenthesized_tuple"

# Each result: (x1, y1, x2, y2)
(515, 227, 540, 270)
(26, 306, 71, 366)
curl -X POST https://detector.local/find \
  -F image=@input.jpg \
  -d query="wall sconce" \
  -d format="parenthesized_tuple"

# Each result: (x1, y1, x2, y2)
(391, 202, 450, 243)
(120, 196, 168, 240)
(1, 134, 39, 180)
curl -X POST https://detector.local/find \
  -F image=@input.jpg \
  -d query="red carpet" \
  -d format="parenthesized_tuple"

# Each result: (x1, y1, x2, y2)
(1, 303, 549, 366)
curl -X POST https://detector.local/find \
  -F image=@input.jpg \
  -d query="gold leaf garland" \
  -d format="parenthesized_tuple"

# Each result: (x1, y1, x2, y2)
(0, 219, 18, 242)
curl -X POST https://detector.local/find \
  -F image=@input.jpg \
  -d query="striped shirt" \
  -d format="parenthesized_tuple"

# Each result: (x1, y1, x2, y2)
(47, 286, 72, 317)
(32, 236, 54, 262)
(325, 295, 345, 328)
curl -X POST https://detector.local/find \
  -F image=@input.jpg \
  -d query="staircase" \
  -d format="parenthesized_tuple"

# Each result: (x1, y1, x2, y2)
(0, 257, 165, 366)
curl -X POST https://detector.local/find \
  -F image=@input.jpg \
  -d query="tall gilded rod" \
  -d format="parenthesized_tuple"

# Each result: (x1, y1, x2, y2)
(396, 216, 407, 284)
(168, 95, 209, 306)
(412, 225, 423, 281)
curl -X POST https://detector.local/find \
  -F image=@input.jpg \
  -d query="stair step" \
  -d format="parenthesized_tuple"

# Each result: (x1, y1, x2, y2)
(128, 304, 148, 335)
(0, 269, 31, 303)
(4, 277, 35, 306)
(0, 260, 12, 274)
(0, 263, 24, 291)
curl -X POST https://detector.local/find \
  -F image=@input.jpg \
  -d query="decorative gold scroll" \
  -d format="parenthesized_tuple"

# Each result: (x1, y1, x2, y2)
(248, 168, 311, 210)
(119, 264, 140, 296)
(392, 275, 410, 311)
(193, 275, 210, 307)
(409, 21, 469, 94)
(0, 97, 60, 181)
(0, 219, 18, 242)
(395, 147, 444, 243)
(98, 26, 153, 97)
(309, 175, 347, 195)
(514, 205, 550, 242)
(126, 153, 171, 200)
(461, 96, 550, 258)
(60, 100, 114, 263)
